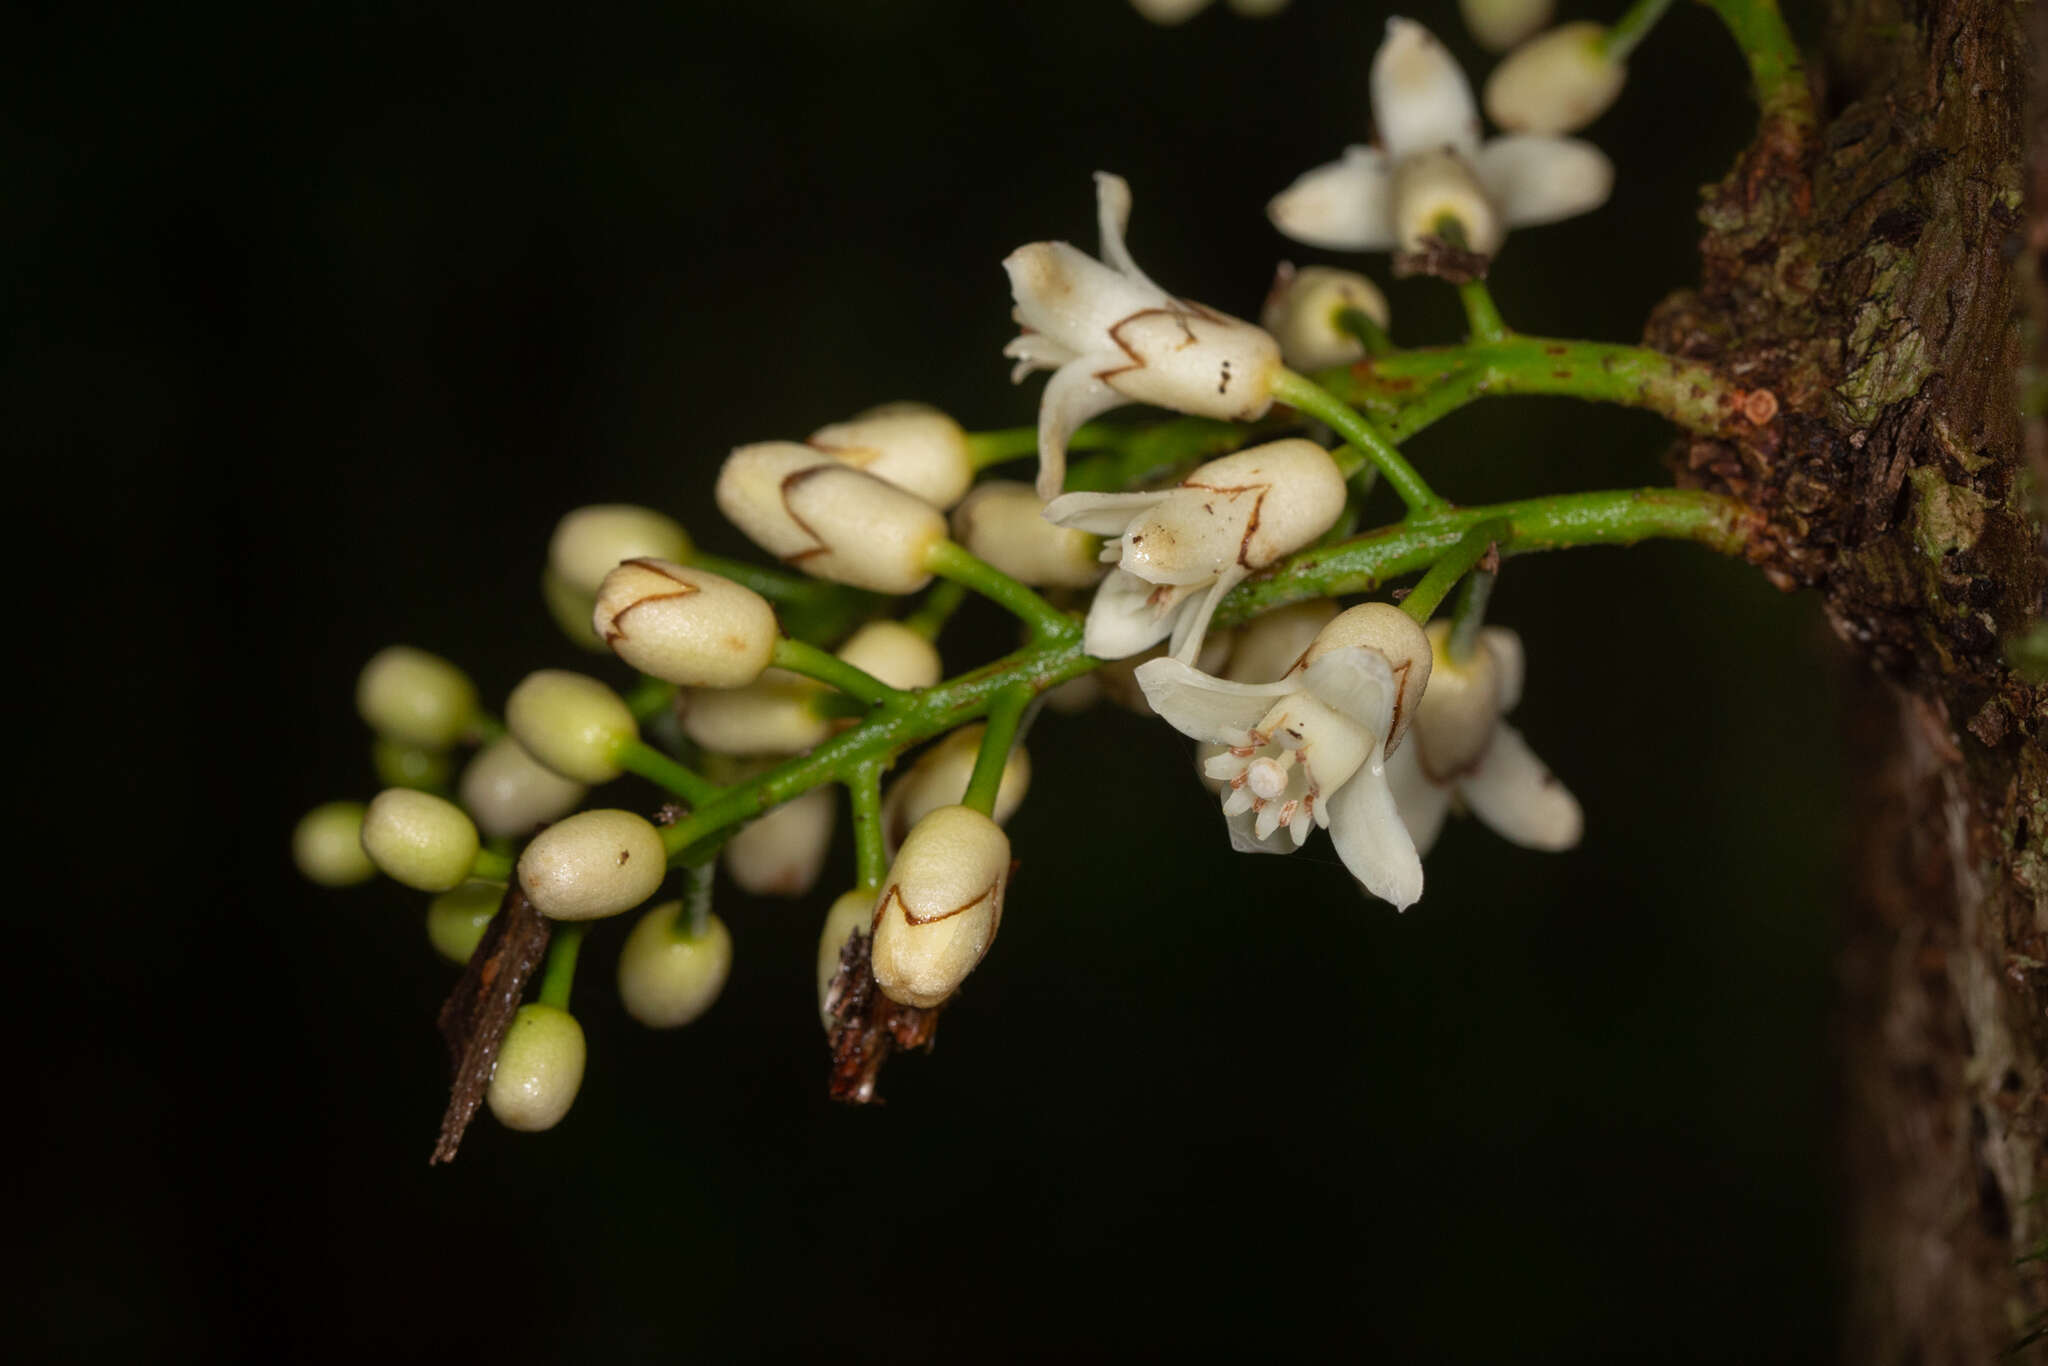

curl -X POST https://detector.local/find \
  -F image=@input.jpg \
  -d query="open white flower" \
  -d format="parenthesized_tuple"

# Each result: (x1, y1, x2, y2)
(1267, 17, 1612, 257)
(1043, 438, 1345, 663)
(1004, 173, 1283, 498)
(1385, 622, 1581, 853)
(1135, 602, 1433, 908)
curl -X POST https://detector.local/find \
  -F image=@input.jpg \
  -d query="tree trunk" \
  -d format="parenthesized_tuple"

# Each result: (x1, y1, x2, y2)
(1645, 1, 2047, 1357)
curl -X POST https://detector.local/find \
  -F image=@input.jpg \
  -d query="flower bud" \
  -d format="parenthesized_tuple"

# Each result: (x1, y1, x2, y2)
(371, 738, 452, 792)
(517, 808, 667, 921)
(542, 566, 608, 652)
(808, 402, 973, 509)
(549, 504, 691, 597)
(617, 900, 733, 1028)
(487, 1003, 585, 1132)
(458, 735, 588, 840)
(1260, 265, 1391, 371)
(715, 442, 947, 594)
(1130, 0, 1207, 22)
(1483, 22, 1626, 135)
(882, 724, 1032, 849)
(723, 786, 836, 897)
(426, 880, 503, 965)
(869, 805, 1010, 1009)
(1459, 0, 1552, 52)
(505, 670, 636, 783)
(680, 669, 829, 756)
(1225, 599, 1340, 684)
(834, 620, 943, 691)
(360, 788, 480, 892)
(593, 558, 778, 688)
(1413, 621, 1506, 776)
(815, 888, 876, 1028)
(1299, 602, 1433, 752)
(950, 481, 1105, 588)
(292, 801, 375, 887)
(1390, 148, 1503, 255)
(355, 646, 478, 750)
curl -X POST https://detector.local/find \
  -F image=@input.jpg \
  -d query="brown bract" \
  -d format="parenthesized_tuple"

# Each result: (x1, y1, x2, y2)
(823, 929, 941, 1105)
(432, 883, 552, 1164)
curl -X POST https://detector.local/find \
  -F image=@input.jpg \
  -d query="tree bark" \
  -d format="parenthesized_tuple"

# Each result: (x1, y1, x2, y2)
(1645, 1, 2047, 1357)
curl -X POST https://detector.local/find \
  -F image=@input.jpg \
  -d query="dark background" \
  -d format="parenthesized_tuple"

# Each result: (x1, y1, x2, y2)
(24, 0, 1844, 1359)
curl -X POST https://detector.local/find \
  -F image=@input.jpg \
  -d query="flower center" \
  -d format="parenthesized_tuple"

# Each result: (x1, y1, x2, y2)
(1245, 753, 1293, 801)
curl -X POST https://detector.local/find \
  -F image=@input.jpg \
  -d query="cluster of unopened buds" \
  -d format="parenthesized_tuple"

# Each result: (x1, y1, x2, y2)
(296, 10, 1751, 1157)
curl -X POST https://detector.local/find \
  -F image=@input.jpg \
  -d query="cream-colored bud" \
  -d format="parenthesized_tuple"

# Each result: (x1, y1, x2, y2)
(1460, 0, 1552, 52)
(505, 670, 636, 783)
(541, 567, 607, 653)
(1260, 265, 1391, 372)
(1390, 149, 1503, 256)
(723, 786, 836, 897)
(1043, 673, 1102, 714)
(679, 669, 829, 756)
(549, 504, 691, 596)
(808, 402, 974, 509)
(617, 900, 733, 1028)
(1299, 602, 1433, 752)
(1413, 621, 1506, 776)
(1225, 599, 1340, 684)
(816, 888, 876, 1028)
(458, 735, 588, 840)
(882, 724, 1032, 850)
(292, 801, 376, 887)
(870, 805, 1010, 1009)
(356, 646, 478, 750)
(715, 442, 947, 594)
(950, 481, 1104, 588)
(426, 880, 503, 965)
(592, 558, 778, 688)
(517, 808, 667, 921)
(1484, 23, 1626, 135)
(360, 788, 480, 892)
(487, 1003, 586, 1132)
(835, 620, 943, 691)
(371, 738, 452, 792)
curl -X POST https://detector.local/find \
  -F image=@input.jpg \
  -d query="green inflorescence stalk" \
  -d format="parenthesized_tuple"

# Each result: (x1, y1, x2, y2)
(1400, 519, 1509, 624)
(1268, 368, 1444, 513)
(771, 637, 908, 708)
(615, 738, 719, 805)
(538, 922, 586, 1010)
(848, 758, 888, 891)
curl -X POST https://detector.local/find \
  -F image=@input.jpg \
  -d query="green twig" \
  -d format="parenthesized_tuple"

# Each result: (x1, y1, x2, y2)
(848, 758, 888, 891)
(1696, 0, 1812, 130)
(1336, 306, 1395, 358)
(681, 861, 714, 938)
(471, 847, 514, 882)
(1401, 520, 1508, 624)
(1604, 0, 1678, 62)
(772, 636, 908, 707)
(1456, 280, 1509, 345)
(1446, 561, 1496, 664)
(537, 922, 586, 1010)
(964, 422, 1119, 470)
(623, 676, 677, 724)
(963, 687, 1030, 816)
(923, 539, 1077, 641)
(1269, 368, 1444, 513)
(902, 580, 968, 642)
(616, 738, 719, 805)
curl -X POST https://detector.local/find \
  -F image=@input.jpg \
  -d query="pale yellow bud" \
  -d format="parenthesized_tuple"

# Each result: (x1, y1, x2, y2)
(1414, 621, 1507, 776)
(355, 646, 477, 750)
(1391, 149, 1503, 256)
(359, 788, 480, 892)
(426, 880, 503, 965)
(458, 735, 588, 840)
(679, 669, 829, 756)
(882, 724, 1032, 850)
(815, 888, 876, 1028)
(869, 805, 1010, 1009)
(723, 786, 836, 897)
(487, 1003, 585, 1132)
(549, 504, 691, 596)
(1483, 22, 1626, 135)
(1260, 265, 1391, 372)
(541, 567, 607, 653)
(1459, 0, 1552, 52)
(517, 808, 666, 921)
(834, 620, 943, 691)
(592, 558, 778, 688)
(807, 402, 974, 509)
(617, 900, 733, 1028)
(505, 670, 636, 783)
(715, 442, 947, 594)
(950, 481, 1105, 588)
(292, 801, 375, 887)
(1225, 599, 1340, 684)
(371, 738, 452, 791)
(1300, 602, 1433, 752)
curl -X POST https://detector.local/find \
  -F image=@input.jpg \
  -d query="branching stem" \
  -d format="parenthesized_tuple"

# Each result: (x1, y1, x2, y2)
(1269, 368, 1444, 513)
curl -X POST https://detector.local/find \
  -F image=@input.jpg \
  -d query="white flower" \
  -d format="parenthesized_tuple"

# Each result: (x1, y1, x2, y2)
(1043, 438, 1346, 663)
(1483, 22, 1626, 137)
(1135, 602, 1434, 908)
(1267, 17, 1612, 257)
(1004, 172, 1283, 498)
(1385, 623, 1582, 854)
(1130, 0, 1289, 23)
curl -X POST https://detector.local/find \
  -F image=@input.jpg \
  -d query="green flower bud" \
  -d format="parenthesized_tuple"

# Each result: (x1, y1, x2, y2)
(458, 735, 588, 840)
(360, 788, 480, 892)
(505, 670, 636, 783)
(549, 504, 691, 597)
(517, 808, 666, 921)
(292, 801, 375, 887)
(372, 737, 452, 791)
(355, 646, 478, 750)
(426, 880, 504, 964)
(815, 888, 876, 1029)
(616, 900, 733, 1028)
(541, 566, 608, 653)
(486, 1003, 586, 1132)
(680, 669, 829, 756)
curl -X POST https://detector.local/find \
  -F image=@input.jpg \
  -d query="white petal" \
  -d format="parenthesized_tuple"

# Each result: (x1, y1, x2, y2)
(1227, 805, 1300, 856)
(1093, 171, 1169, 298)
(1459, 722, 1582, 850)
(1132, 655, 1295, 743)
(1042, 489, 1166, 536)
(1034, 358, 1130, 499)
(1003, 331, 1077, 381)
(1083, 569, 1182, 660)
(1004, 241, 1161, 353)
(1327, 764, 1425, 909)
(1267, 146, 1398, 251)
(1370, 18, 1481, 161)
(1166, 568, 1244, 664)
(1384, 738, 1454, 855)
(1298, 645, 1397, 742)
(1474, 135, 1613, 228)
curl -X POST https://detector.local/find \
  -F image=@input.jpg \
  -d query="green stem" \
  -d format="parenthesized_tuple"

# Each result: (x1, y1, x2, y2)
(615, 738, 719, 805)
(1062, 416, 1271, 493)
(1456, 280, 1509, 345)
(1696, 0, 1812, 130)
(471, 847, 514, 882)
(771, 636, 907, 707)
(1447, 562, 1496, 665)
(1336, 306, 1395, 359)
(848, 758, 888, 891)
(923, 539, 1077, 642)
(623, 676, 677, 724)
(1400, 520, 1507, 624)
(902, 580, 967, 641)
(1603, 0, 1678, 62)
(537, 922, 585, 1010)
(963, 687, 1030, 816)
(964, 422, 1120, 470)
(1269, 368, 1444, 514)
(681, 862, 714, 939)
